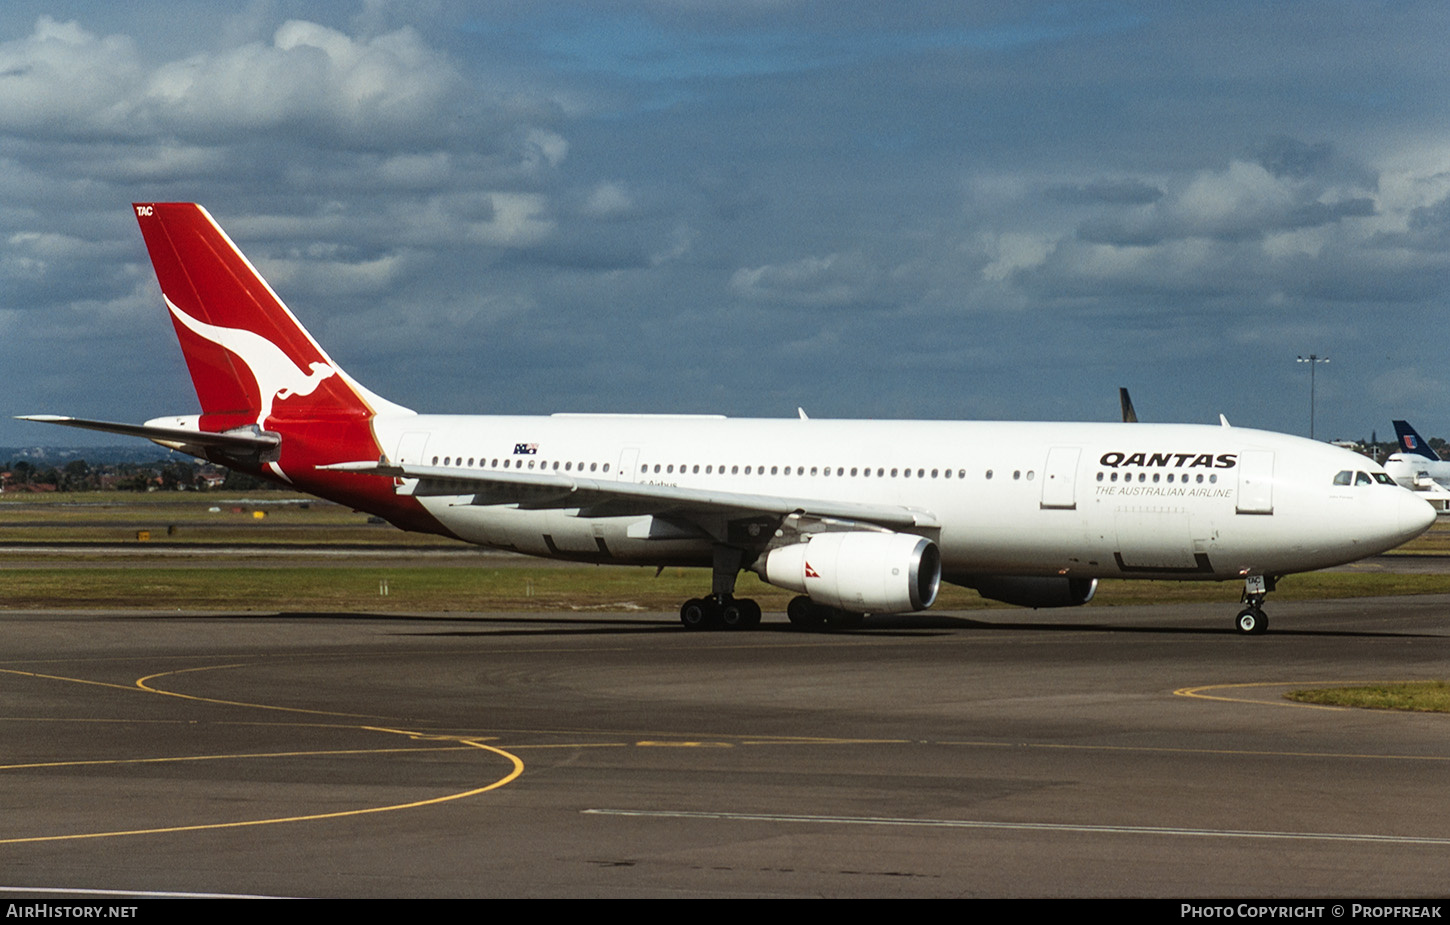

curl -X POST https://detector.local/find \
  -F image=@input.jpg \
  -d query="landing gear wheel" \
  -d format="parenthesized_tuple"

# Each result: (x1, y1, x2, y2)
(720, 597, 762, 630)
(1235, 607, 1268, 636)
(1236, 575, 1274, 636)
(786, 595, 825, 628)
(680, 597, 722, 630)
(824, 609, 865, 630)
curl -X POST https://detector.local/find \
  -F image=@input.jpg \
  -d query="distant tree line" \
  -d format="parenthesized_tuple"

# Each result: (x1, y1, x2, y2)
(2, 458, 271, 492)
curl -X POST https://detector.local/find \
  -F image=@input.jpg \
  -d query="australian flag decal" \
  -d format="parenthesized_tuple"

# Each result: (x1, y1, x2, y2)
(513, 442, 538, 455)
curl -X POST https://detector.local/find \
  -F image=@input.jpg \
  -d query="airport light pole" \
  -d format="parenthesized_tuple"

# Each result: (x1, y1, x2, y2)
(1297, 354, 1328, 440)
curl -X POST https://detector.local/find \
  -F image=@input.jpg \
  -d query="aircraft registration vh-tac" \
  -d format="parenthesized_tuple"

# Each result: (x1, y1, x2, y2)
(21, 203, 1438, 635)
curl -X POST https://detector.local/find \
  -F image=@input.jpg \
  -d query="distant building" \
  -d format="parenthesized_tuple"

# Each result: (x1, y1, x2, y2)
(2, 482, 57, 493)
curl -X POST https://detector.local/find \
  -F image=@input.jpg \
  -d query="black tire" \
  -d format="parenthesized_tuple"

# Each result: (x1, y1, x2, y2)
(741, 599, 763, 628)
(786, 595, 824, 628)
(720, 598, 748, 629)
(1235, 607, 1267, 635)
(720, 598, 762, 630)
(681, 597, 720, 630)
(824, 609, 865, 630)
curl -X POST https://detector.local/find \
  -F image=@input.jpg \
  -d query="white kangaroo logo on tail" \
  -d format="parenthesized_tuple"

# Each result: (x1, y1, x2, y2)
(166, 296, 338, 428)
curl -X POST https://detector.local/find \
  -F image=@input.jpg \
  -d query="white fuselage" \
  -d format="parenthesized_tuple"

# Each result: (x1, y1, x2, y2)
(370, 414, 1434, 583)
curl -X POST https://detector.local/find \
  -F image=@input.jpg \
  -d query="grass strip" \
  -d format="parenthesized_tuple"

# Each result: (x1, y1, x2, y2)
(5, 566, 1450, 612)
(1286, 682, 1450, 713)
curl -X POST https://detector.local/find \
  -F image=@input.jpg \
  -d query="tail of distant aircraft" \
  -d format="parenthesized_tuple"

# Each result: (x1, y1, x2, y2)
(1391, 420, 1440, 461)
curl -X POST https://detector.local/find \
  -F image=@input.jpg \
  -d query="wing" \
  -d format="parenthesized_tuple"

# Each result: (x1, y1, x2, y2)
(322, 459, 940, 532)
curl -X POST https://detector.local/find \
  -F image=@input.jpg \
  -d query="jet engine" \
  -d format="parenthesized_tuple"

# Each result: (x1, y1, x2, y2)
(960, 575, 1098, 609)
(755, 531, 940, 613)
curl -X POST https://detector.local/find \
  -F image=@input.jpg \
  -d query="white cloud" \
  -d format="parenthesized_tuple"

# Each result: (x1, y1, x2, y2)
(0, 252, 45, 282)
(399, 192, 555, 249)
(1174, 161, 1291, 237)
(6, 5, 1450, 441)
(582, 182, 634, 218)
(7, 231, 94, 261)
(650, 224, 696, 266)
(523, 128, 569, 169)
(979, 232, 1052, 281)
(470, 193, 553, 246)
(730, 253, 872, 307)
(1262, 227, 1327, 259)
(1370, 366, 1448, 409)
(377, 152, 454, 188)
(0, 15, 552, 159)
(144, 20, 462, 145)
(255, 253, 404, 297)
(0, 17, 143, 138)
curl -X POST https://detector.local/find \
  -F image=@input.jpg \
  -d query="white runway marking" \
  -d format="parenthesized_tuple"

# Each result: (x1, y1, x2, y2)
(0, 885, 291, 899)
(584, 809, 1450, 846)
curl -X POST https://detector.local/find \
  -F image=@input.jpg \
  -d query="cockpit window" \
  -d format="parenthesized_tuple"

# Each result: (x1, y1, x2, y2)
(1334, 469, 1396, 487)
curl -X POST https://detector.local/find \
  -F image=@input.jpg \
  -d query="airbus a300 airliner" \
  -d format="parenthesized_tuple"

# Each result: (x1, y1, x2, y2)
(22, 203, 1436, 634)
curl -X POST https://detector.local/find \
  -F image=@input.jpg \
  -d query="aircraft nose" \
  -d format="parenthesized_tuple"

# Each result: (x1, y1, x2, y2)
(1392, 489, 1437, 545)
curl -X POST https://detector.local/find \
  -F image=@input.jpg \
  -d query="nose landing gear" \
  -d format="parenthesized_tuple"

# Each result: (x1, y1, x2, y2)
(1234, 574, 1275, 635)
(1235, 606, 1267, 635)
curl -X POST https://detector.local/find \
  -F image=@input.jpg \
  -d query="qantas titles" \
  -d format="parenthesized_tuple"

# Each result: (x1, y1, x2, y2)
(1099, 451, 1237, 469)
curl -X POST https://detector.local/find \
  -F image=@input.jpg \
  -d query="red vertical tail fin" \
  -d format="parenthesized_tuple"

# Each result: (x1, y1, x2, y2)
(132, 202, 407, 433)
(132, 202, 429, 525)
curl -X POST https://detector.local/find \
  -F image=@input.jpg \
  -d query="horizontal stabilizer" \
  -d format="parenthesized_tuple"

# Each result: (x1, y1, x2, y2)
(17, 415, 280, 451)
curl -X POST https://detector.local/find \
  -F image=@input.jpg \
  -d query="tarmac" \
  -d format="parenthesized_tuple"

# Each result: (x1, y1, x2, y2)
(2, 594, 1449, 897)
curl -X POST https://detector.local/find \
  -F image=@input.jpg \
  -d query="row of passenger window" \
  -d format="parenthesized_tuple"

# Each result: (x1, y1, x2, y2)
(1096, 471, 1220, 484)
(426, 454, 1243, 488)
(638, 464, 1053, 481)
(639, 462, 973, 479)
(433, 455, 611, 473)
(428, 454, 1040, 482)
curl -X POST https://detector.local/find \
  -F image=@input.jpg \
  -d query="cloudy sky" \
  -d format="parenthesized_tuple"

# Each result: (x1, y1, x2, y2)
(3, 1, 1449, 447)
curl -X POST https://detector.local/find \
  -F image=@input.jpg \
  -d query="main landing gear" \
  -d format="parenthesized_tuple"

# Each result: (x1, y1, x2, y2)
(679, 595, 762, 630)
(678, 545, 762, 631)
(676, 545, 867, 632)
(786, 595, 864, 630)
(1234, 574, 1275, 635)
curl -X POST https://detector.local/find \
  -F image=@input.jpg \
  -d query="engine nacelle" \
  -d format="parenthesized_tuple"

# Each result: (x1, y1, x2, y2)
(755, 532, 941, 613)
(960, 575, 1098, 609)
